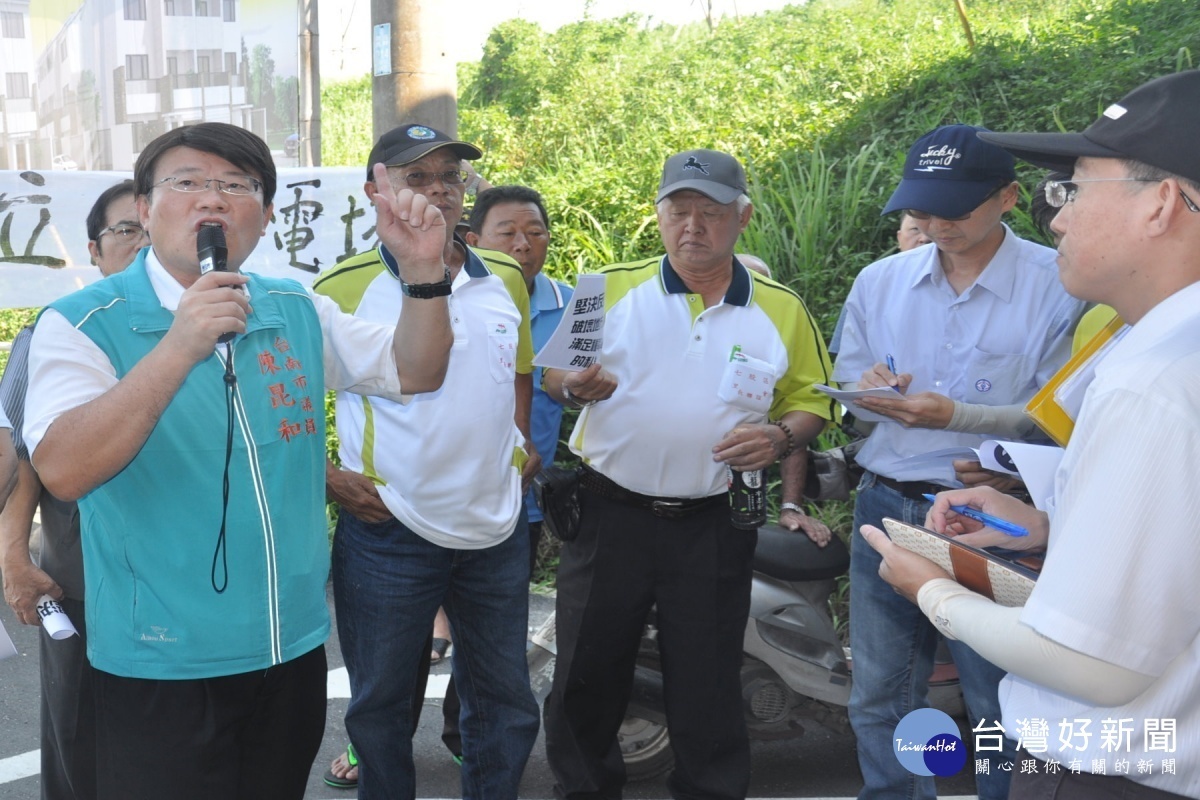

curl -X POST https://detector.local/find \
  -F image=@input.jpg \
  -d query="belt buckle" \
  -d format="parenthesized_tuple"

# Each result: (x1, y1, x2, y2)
(651, 499, 685, 519)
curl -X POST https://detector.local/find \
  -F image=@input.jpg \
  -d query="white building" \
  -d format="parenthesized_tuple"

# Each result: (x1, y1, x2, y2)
(32, 0, 255, 170)
(0, 0, 37, 169)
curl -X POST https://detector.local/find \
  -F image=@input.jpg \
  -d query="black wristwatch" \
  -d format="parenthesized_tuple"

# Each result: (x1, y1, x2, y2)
(400, 268, 453, 298)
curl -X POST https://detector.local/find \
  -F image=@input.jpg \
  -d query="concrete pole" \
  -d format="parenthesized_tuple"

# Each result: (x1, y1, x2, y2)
(370, 0, 457, 139)
(299, 0, 321, 166)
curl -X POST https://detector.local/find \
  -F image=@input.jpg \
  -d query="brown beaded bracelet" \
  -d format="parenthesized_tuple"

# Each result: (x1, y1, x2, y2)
(771, 419, 795, 460)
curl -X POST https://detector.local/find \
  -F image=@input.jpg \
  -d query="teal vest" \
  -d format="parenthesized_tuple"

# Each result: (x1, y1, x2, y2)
(49, 254, 330, 679)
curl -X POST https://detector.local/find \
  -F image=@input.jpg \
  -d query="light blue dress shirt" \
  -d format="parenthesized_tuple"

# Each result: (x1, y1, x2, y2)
(832, 226, 1084, 483)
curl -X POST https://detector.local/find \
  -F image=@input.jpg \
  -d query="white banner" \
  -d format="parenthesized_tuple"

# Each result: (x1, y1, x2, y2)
(0, 167, 378, 309)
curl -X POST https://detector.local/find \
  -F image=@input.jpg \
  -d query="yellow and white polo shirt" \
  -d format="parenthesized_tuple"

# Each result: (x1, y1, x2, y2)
(313, 240, 533, 548)
(570, 255, 836, 499)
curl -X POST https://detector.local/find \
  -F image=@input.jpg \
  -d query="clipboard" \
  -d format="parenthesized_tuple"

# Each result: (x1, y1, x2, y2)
(1024, 313, 1126, 446)
(882, 518, 1040, 607)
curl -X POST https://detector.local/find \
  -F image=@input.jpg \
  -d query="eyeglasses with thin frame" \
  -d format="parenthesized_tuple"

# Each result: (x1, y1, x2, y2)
(154, 176, 263, 196)
(907, 184, 1006, 222)
(98, 223, 147, 242)
(1044, 177, 1200, 213)
(391, 169, 468, 188)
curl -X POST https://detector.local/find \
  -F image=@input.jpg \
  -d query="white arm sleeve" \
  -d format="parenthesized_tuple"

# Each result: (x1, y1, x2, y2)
(917, 578, 1155, 707)
(946, 401, 1036, 437)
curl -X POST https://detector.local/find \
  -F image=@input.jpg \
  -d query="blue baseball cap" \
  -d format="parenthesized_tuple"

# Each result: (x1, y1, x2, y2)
(881, 124, 1016, 218)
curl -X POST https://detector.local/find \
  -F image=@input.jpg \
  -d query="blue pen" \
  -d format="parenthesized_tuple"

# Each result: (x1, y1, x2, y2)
(885, 354, 902, 393)
(921, 493, 1029, 537)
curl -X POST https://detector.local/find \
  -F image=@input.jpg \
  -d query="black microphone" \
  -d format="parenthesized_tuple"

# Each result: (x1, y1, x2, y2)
(197, 225, 235, 344)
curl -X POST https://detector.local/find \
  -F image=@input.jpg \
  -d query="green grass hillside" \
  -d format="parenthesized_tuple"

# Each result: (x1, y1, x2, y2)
(323, 0, 1199, 332)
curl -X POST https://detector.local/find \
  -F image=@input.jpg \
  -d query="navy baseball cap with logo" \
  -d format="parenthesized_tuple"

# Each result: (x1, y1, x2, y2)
(656, 149, 748, 204)
(881, 124, 1016, 219)
(978, 70, 1200, 185)
(366, 123, 482, 179)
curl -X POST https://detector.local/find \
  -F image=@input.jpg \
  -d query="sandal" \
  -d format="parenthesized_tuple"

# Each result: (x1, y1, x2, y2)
(323, 743, 359, 789)
(430, 637, 451, 664)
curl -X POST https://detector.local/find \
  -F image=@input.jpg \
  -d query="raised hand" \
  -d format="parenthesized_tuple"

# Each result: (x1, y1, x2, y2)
(369, 162, 448, 284)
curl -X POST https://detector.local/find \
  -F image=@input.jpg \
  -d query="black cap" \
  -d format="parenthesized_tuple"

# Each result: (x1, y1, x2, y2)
(977, 70, 1200, 184)
(881, 124, 1016, 218)
(366, 124, 482, 180)
(656, 149, 748, 204)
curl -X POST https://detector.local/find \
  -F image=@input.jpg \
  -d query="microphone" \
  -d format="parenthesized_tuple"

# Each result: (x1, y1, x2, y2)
(197, 224, 235, 343)
(197, 223, 227, 275)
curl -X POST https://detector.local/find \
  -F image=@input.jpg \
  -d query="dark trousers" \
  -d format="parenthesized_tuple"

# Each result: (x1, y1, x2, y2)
(94, 645, 327, 800)
(1011, 750, 1194, 799)
(40, 597, 96, 800)
(544, 489, 755, 800)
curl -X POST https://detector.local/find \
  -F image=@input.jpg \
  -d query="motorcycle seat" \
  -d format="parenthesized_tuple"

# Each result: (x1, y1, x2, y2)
(752, 524, 850, 582)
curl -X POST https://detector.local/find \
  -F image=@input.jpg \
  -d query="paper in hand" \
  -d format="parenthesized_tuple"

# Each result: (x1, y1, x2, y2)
(533, 274, 605, 372)
(812, 384, 904, 424)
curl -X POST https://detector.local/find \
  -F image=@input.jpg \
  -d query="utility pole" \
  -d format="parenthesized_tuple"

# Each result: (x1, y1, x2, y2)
(370, 0, 457, 139)
(299, 0, 321, 165)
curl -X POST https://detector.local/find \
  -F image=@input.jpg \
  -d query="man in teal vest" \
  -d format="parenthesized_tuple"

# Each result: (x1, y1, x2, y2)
(22, 122, 453, 800)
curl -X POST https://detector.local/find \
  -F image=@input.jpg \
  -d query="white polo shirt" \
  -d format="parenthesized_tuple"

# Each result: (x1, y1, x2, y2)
(313, 242, 533, 548)
(999, 280, 1200, 795)
(570, 255, 836, 499)
(832, 226, 1083, 483)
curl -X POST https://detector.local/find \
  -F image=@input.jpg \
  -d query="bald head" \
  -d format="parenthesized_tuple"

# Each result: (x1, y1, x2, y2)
(737, 254, 772, 279)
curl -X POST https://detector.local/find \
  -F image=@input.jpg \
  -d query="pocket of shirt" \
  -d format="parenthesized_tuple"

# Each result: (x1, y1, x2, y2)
(717, 352, 777, 415)
(488, 329, 518, 383)
(964, 349, 1035, 405)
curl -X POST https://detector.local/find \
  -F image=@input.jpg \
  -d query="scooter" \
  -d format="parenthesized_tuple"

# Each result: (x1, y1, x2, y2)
(527, 523, 964, 780)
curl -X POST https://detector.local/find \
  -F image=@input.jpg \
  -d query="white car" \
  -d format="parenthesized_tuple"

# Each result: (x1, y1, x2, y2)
(52, 154, 78, 170)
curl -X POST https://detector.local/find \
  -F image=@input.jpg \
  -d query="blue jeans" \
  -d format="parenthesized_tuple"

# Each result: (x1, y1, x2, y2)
(332, 509, 540, 800)
(849, 472, 1014, 800)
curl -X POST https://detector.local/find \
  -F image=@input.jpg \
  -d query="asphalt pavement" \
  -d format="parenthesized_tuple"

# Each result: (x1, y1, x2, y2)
(0, 570, 980, 799)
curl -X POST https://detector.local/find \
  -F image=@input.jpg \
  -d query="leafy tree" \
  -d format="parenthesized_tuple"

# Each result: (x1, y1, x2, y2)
(247, 44, 277, 127)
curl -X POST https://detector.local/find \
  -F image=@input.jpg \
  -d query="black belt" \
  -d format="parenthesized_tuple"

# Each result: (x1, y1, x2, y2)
(874, 473, 948, 502)
(578, 465, 726, 519)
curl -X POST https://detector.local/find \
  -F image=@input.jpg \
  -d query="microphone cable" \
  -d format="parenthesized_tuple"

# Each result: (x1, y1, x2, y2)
(211, 340, 237, 594)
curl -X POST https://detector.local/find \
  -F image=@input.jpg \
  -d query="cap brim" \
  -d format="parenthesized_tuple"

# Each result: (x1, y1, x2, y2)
(976, 131, 1124, 174)
(379, 141, 483, 168)
(881, 177, 1002, 218)
(656, 179, 743, 205)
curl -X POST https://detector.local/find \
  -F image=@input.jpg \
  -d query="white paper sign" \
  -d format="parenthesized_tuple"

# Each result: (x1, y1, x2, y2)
(373, 23, 392, 76)
(532, 274, 605, 372)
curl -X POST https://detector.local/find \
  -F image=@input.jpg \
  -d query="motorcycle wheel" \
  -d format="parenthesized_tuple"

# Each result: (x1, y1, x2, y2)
(618, 712, 673, 781)
(619, 644, 674, 781)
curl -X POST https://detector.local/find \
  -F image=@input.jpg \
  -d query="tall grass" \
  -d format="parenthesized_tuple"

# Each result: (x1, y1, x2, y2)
(741, 140, 895, 335)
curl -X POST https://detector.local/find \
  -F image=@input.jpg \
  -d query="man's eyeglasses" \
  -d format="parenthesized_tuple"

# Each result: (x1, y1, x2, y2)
(907, 184, 1006, 222)
(154, 176, 263, 196)
(98, 223, 147, 242)
(1044, 178, 1200, 213)
(392, 170, 468, 188)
